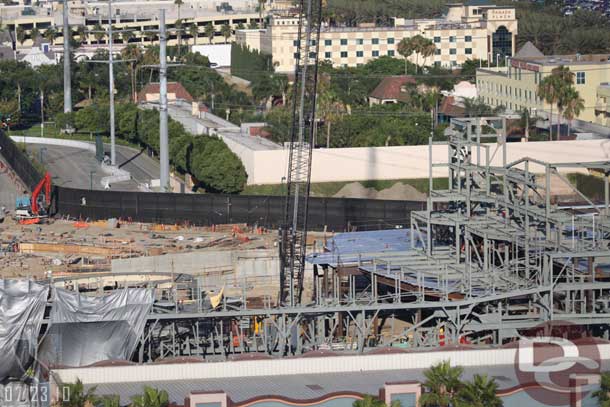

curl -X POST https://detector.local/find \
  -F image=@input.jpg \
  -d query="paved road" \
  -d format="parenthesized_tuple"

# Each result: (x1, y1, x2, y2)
(25, 144, 161, 192)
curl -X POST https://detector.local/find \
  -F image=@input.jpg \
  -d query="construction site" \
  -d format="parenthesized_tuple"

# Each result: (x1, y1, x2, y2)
(1, 0, 610, 404)
(1, 115, 609, 358)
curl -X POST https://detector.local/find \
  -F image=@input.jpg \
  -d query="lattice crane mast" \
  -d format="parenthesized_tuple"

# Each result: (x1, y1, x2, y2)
(279, 0, 323, 307)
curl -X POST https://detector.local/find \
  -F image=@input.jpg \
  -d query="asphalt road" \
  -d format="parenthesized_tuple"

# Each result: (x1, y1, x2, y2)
(25, 143, 161, 192)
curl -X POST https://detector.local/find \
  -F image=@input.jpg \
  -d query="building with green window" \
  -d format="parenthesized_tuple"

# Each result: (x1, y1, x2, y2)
(236, 1, 517, 73)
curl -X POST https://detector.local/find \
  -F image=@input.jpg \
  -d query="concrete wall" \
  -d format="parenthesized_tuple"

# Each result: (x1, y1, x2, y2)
(112, 249, 279, 280)
(237, 139, 610, 185)
(192, 44, 232, 68)
(10, 136, 95, 152)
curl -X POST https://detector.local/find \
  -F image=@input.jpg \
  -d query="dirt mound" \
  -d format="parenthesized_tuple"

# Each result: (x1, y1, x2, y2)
(377, 182, 426, 201)
(333, 182, 426, 201)
(333, 182, 378, 199)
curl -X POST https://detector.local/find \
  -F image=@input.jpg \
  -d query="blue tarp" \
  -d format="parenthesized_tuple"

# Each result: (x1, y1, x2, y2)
(307, 229, 421, 267)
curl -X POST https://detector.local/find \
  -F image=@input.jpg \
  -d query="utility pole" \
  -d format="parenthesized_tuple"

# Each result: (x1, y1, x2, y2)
(63, 0, 72, 113)
(108, 0, 116, 166)
(159, 9, 169, 192)
(87, 1, 132, 168)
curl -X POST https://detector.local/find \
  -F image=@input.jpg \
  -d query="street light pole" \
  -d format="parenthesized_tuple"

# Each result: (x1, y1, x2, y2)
(108, 0, 116, 166)
(40, 91, 44, 137)
(159, 8, 170, 192)
(63, 0, 72, 113)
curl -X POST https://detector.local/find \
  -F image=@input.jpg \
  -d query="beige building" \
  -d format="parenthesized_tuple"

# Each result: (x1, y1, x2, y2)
(236, 0, 517, 73)
(477, 43, 610, 124)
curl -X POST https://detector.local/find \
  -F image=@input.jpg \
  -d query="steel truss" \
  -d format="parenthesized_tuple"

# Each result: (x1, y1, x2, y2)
(48, 118, 610, 361)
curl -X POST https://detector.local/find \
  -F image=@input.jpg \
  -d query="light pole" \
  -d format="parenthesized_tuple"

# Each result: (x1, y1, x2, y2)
(40, 91, 44, 137)
(63, 0, 72, 114)
(108, 0, 116, 166)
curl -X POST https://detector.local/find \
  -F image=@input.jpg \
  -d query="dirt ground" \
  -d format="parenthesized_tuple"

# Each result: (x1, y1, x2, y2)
(0, 216, 277, 279)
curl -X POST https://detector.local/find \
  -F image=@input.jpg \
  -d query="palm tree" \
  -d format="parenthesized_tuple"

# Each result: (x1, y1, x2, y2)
(16, 26, 26, 45)
(236, 22, 245, 30)
(142, 45, 160, 82)
(352, 394, 388, 407)
(130, 386, 169, 407)
(98, 395, 121, 407)
(552, 65, 574, 139)
(204, 23, 215, 44)
(174, 0, 184, 21)
(109, 26, 120, 44)
(419, 361, 464, 407)
(397, 37, 415, 74)
(121, 44, 142, 102)
(43, 27, 57, 44)
(593, 372, 610, 406)
(258, 0, 266, 27)
(30, 27, 40, 43)
(537, 75, 560, 140)
(189, 23, 199, 45)
(221, 23, 232, 43)
(562, 87, 585, 137)
(454, 374, 503, 407)
(76, 25, 87, 44)
(248, 20, 259, 29)
(122, 30, 134, 44)
(272, 74, 289, 106)
(78, 63, 97, 100)
(56, 379, 97, 407)
(318, 87, 345, 148)
(175, 19, 184, 50)
(420, 40, 436, 68)
(407, 35, 434, 73)
(93, 23, 104, 44)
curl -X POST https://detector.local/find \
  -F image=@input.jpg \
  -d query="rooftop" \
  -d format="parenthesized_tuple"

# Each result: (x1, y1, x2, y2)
(369, 76, 416, 101)
(513, 53, 610, 66)
(137, 82, 194, 104)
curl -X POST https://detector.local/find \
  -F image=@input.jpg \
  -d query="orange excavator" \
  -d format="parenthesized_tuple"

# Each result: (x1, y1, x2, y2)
(15, 172, 52, 225)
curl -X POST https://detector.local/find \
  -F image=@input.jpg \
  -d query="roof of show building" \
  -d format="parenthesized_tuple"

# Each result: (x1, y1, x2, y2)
(51, 343, 610, 407)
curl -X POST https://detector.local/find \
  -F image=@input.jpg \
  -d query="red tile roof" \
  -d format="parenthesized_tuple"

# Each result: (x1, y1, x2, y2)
(439, 96, 465, 117)
(369, 75, 416, 101)
(137, 82, 194, 103)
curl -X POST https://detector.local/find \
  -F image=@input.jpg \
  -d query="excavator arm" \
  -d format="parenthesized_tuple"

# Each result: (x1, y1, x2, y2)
(31, 172, 51, 215)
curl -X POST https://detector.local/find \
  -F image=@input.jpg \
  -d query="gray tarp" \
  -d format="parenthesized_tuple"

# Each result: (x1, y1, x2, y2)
(0, 280, 48, 381)
(39, 288, 154, 367)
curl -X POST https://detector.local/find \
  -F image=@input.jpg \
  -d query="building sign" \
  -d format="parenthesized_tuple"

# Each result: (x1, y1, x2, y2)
(511, 59, 540, 72)
(487, 9, 515, 20)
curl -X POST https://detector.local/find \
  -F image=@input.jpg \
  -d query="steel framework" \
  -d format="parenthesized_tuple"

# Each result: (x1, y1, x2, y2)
(38, 118, 610, 362)
(279, 0, 323, 307)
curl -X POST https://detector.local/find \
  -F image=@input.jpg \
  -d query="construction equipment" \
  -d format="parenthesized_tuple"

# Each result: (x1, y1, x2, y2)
(279, 0, 323, 306)
(15, 171, 52, 224)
